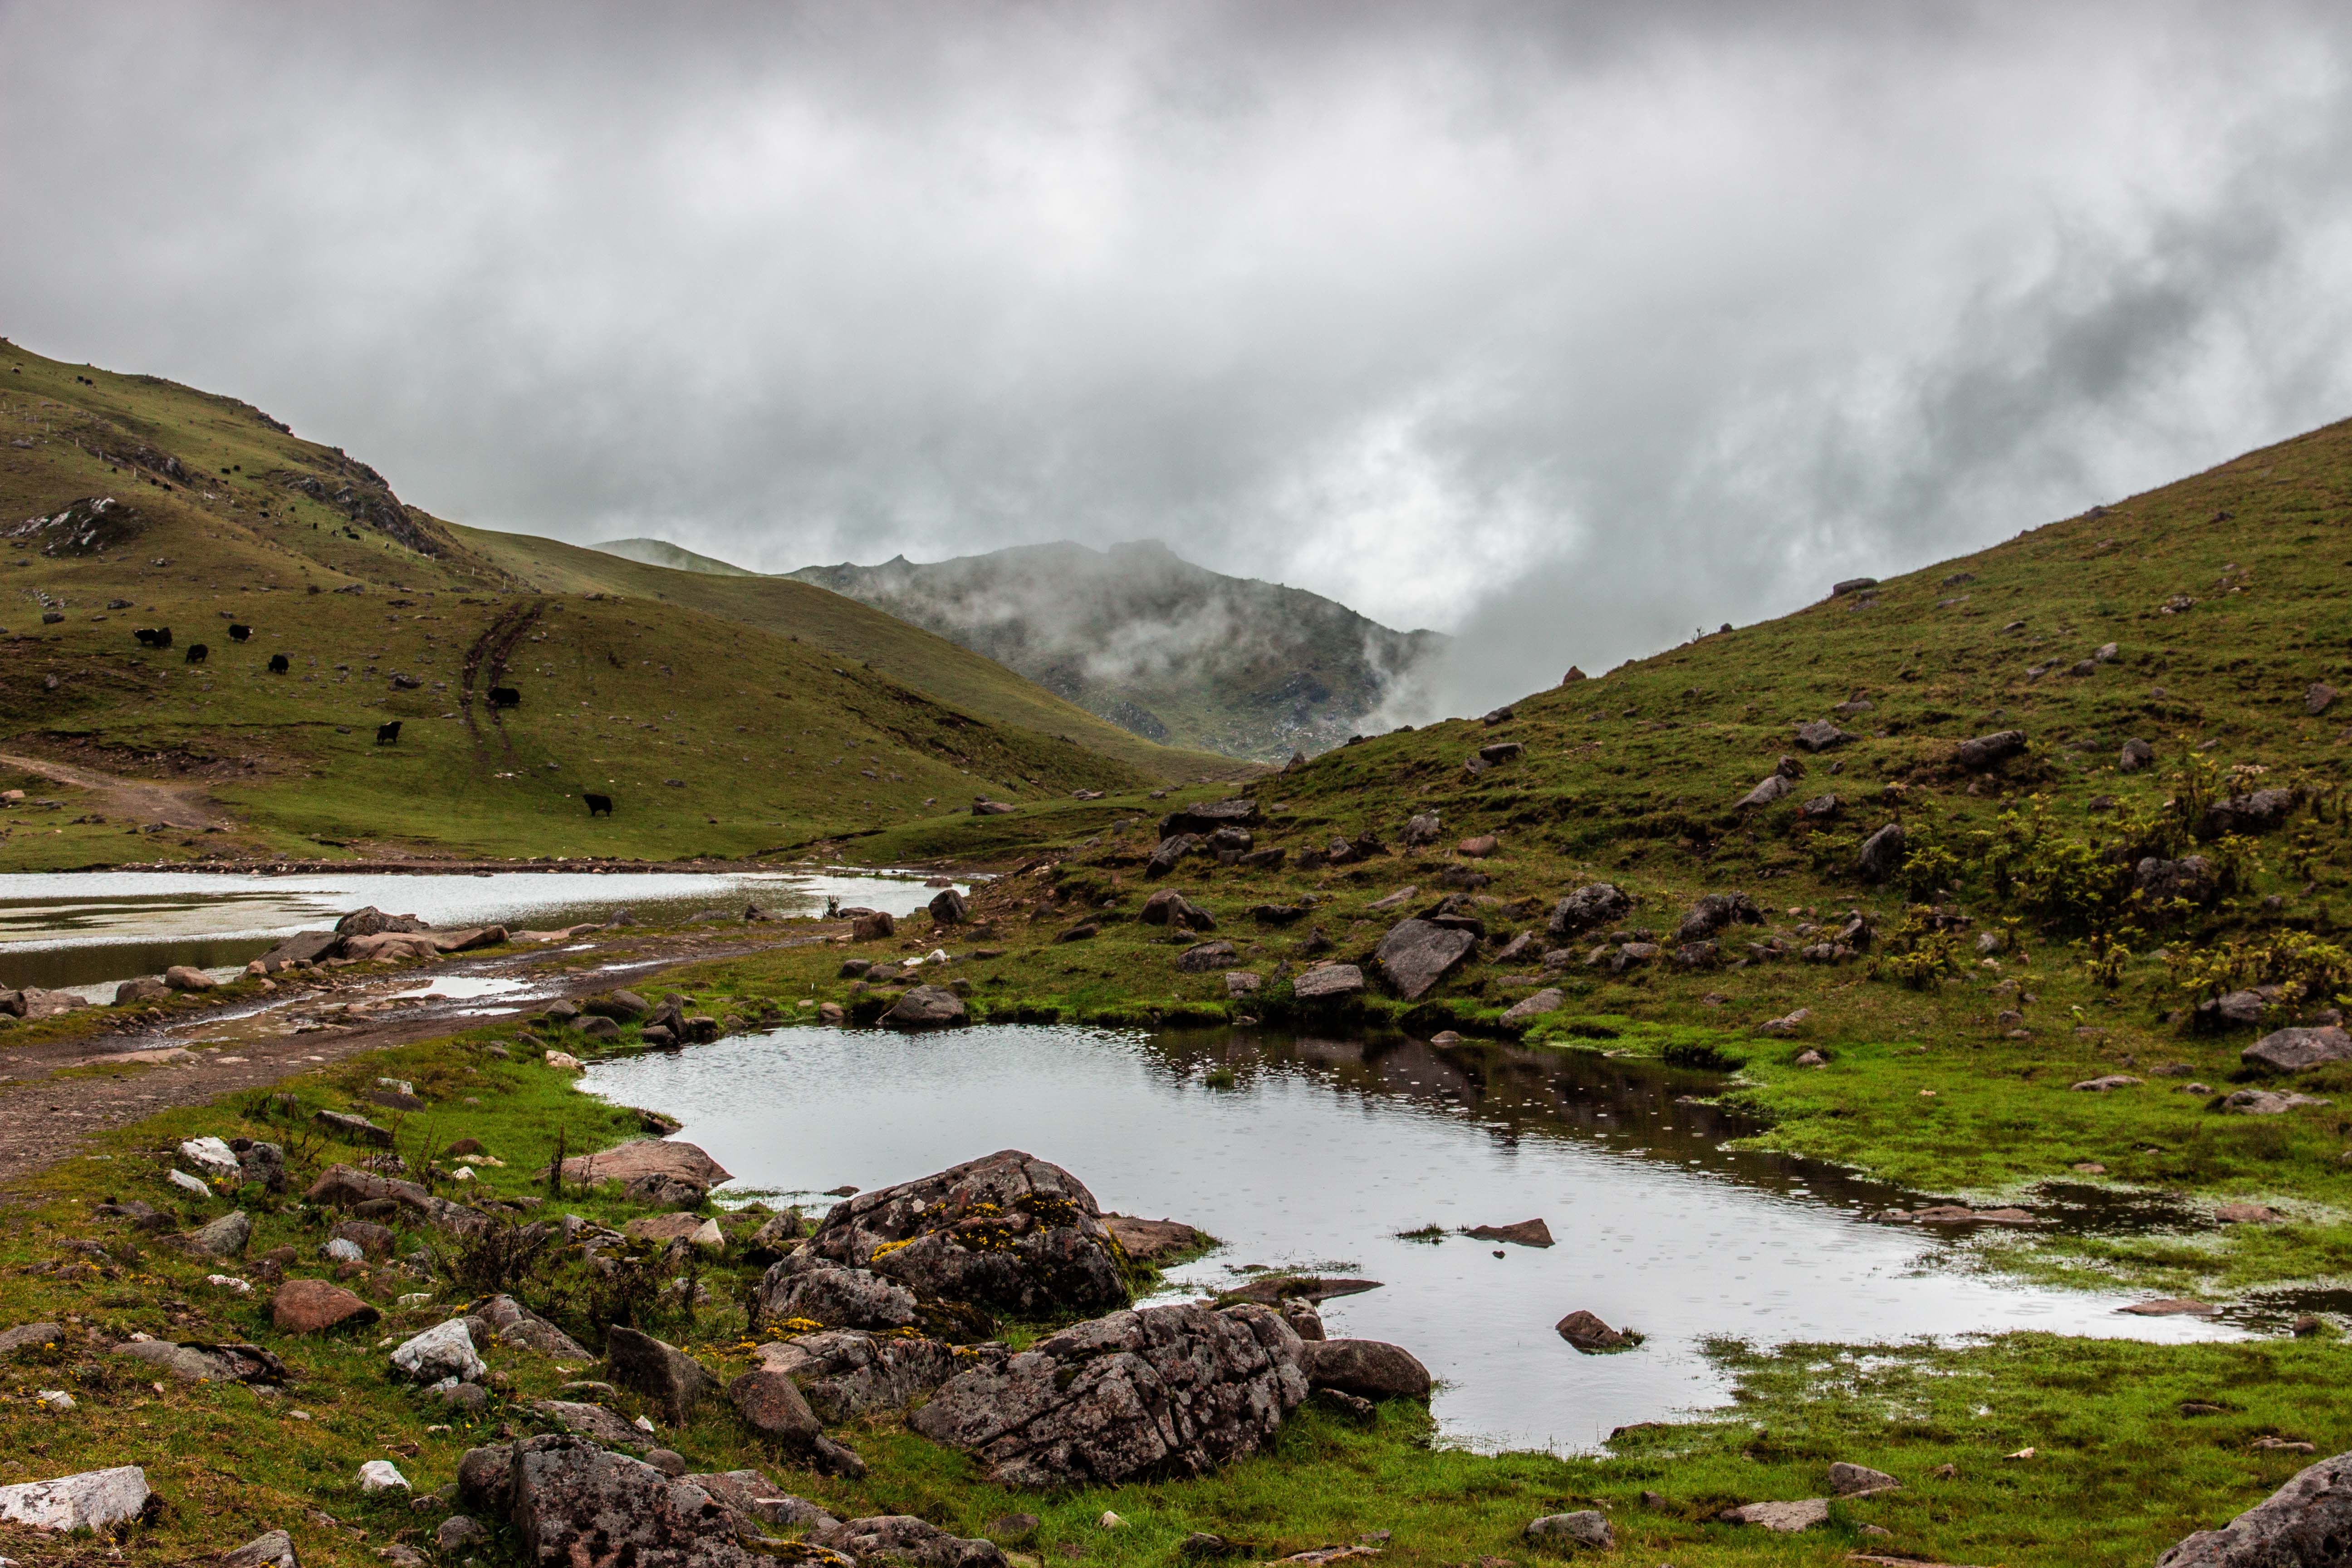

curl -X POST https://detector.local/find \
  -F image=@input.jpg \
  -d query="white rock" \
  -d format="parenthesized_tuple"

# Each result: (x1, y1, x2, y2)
(0, 1465, 151, 1531)
(206, 1274, 253, 1295)
(1099, 1512, 1124, 1529)
(397, 1292, 435, 1308)
(179, 1137, 241, 1177)
(633, 1414, 657, 1433)
(323, 1237, 364, 1262)
(389, 1319, 485, 1384)
(168, 1168, 212, 1197)
(34, 1391, 74, 1411)
(377, 1077, 414, 1095)
(358, 1459, 409, 1493)
(545, 1050, 583, 1072)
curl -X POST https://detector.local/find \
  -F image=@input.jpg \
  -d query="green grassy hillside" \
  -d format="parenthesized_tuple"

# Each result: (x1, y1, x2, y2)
(454, 527, 1241, 784)
(593, 536, 761, 575)
(0, 339, 1217, 865)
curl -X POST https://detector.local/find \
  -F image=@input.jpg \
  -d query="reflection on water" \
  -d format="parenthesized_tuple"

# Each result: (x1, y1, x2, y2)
(583, 1023, 2246, 1453)
(0, 868, 959, 990)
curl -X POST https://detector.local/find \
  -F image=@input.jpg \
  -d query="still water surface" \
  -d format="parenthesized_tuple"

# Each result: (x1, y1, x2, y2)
(585, 1023, 2246, 1453)
(0, 868, 953, 990)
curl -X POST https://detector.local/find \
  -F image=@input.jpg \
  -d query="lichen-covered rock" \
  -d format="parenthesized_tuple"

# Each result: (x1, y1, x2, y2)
(751, 1329, 965, 1423)
(505, 1434, 758, 1568)
(2244, 1026, 2352, 1074)
(812, 1514, 1009, 1568)
(727, 1364, 823, 1446)
(756, 1259, 922, 1331)
(790, 1150, 1130, 1320)
(2157, 1449, 2352, 1564)
(1374, 919, 1476, 1000)
(606, 1325, 720, 1425)
(909, 1303, 1306, 1487)
(474, 1293, 591, 1359)
(552, 1139, 730, 1193)
(0, 1465, 151, 1532)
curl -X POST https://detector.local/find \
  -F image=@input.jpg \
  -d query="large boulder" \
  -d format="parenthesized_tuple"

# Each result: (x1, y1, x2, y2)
(606, 1326, 720, 1424)
(1857, 822, 1906, 883)
(271, 1278, 379, 1334)
(1677, 892, 1761, 941)
(727, 1364, 823, 1446)
(1159, 798, 1260, 839)
(336, 906, 428, 937)
(2137, 855, 2220, 904)
(2158, 1449, 2352, 1566)
(505, 1435, 759, 1568)
(2244, 1027, 2352, 1074)
(881, 986, 969, 1029)
(756, 1260, 921, 1331)
(1292, 963, 1365, 1000)
(788, 1150, 1130, 1320)
(0, 1465, 152, 1532)
(553, 1139, 730, 1193)
(391, 1319, 485, 1383)
(1375, 919, 1477, 1000)
(2205, 787, 2300, 837)
(908, 1303, 1306, 1486)
(928, 888, 969, 926)
(475, 1294, 592, 1360)
(751, 1329, 962, 1422)
(1547, 884, 1631, 941)
(812, 1515, 1008, 1568)
(1298, 1338, 1431, 1401)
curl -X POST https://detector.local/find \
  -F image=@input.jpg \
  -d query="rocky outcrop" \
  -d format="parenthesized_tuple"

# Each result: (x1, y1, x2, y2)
(2205, 787, 2299, 837)
(752, 1331, 964, 1423)
(788, 1150, 1130, 1321)
(1547, 883, 1631, 941)
(812, 1515, 1008, 1568)
(2157, 1449, 2352, 1566)
(506, 1435, 758, 1568)
(1374, 919, 1476, 1000)
(757, 1260, 921, 1332)
(909, 1303, 1306, 1486)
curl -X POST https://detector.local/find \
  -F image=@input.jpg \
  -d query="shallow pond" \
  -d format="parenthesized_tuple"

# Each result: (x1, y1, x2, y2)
(585, 1022, 2250, 1453)
(0, 867, 955, 991)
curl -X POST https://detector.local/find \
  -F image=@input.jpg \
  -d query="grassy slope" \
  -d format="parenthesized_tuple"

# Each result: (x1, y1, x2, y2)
(454, 526, 1243, 784)
(0, 340, 1224, 867)
(748, 414, 2352, 1294)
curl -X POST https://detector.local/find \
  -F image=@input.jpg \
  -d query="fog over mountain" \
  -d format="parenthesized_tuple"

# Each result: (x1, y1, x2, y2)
(7, 3, 2352, 720)
(789, 540, 1445, 762)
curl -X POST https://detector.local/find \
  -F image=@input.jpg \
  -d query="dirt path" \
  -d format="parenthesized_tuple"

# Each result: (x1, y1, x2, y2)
(0, 748, 235, 832)
(0, 924, 834, 1193)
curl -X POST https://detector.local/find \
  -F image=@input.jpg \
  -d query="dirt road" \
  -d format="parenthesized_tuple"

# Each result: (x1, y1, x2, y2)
(0, 748, 235, 832)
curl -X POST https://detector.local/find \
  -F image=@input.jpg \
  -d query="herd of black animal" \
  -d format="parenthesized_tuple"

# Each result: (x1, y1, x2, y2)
(119, 626, 611, 814)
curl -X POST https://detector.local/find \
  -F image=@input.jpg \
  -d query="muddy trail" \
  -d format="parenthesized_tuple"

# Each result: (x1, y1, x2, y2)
(458, 599, 544, 758)
(0, 922, 833, 1195)
(0, 748, 236, 832)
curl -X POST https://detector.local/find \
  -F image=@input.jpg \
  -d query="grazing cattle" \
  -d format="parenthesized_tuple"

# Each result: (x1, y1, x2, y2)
(487, 686, 520, 709)
(376, 721, 402, 745)
(267, 653, 290, 673)
(227, 623, 252, 642)
(185, 643, 209, 664)
(134, 627, 172, 649)
(584, 792, 613, 817)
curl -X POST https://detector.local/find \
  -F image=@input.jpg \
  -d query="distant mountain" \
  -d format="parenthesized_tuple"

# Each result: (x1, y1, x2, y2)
(787, 540, 1446, 762)
(593, 537, 759, 576)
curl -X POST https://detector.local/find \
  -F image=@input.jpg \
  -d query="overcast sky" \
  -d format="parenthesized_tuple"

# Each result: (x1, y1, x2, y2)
(6, 2, 2352, 715)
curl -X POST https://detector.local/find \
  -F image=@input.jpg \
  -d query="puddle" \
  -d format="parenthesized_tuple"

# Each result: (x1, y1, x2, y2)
(0, 868, 961, 990)
(582, 1023, 2248, 1453)
(395, 974, 535, 1006)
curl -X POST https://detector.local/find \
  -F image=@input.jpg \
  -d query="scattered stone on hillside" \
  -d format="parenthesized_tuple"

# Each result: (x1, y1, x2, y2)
(1104, 1215, 1210, 1263)
(2121, 736, 2155, 771)
(0, 1321, 65, 1359)
(2205, 787, 2299, 836)
(606, 1327, 720, 1425)
(908, 1302, 1308, 1486)
(1299, 1338, 1430, 1401)
(555, 1139, 730, 1192)
(531, 1400, 651, 1449)
(1482, 706, 1515, 725)
(1755, 1008, 1811, 1037)
(1401, 812, 1443, 847)
(854, 911, 897, 941)
(312, 1110, 395, 1147)
(220, 1528, 301, 1567)
(1738, 774, 1794, 808)
(627, 1212, 725, 1247)
(1678, 892, 1761, 941)
(1547, 883, 1631, 940)
(1793, 719, 1852, 752)
(1279, 962, 1357, 1003)
(972, 800, 1015, 816)
(1555, 1310, 1636, 1352)
(2136, 854, 2219, 904)
(1831, 577, 1877, 597)
(2308, 682, 2340, 716)
(0, 1465, 152, 1532)
(507, 1434, 759, 1567)
(689, 1469, 838, 1534)
(1055, 922, 1101, 944)
(182, 1209, 252, 1259)
(1456, 834, 1499, 858)
(2071, 1075, 2144, 1092)
(811, 1514, 1010, 1568)
(1467, 1219, 1553, 1248)
(1224, 971, 1260, 998)
(1160, 798, 1261, 839)
(2156, 1448, 2352, 1566)
(1857, 822, 1906, 882)
(1562, 666, 1588, 683)
(1499, 988, 1564, 1028)
(929, 887, 970, 925)
(2244, 1026, 2352, 1073)
(1955, 729, 2027, 769)
(1177, 941, 1238, 974)
(1207, 825, 1254, 857)
(330, 1218, 395, 1258)
(1146, 833, 1201, 879)
(1525, 1513, 1612, 1548)
(760, 1261, 922, 1331)
(1829, 1462, 1900, 1496)
(392, 1320, 485, 1384)
(2215, 1204, 2280, 1224)
(1374, 919, 1477, 1000)
(2200, 987, 2278, 1029)
(1141, 888, 1215, 929)
(1369, 885, 1418, 910)
(794, 1150, 1129, 1320)
(2223, 1089, 2330, 1116)
(1719, 1499, 1830, 1531)
(271, 1278, 378, 1334)
(752, 1329, 961, 1423)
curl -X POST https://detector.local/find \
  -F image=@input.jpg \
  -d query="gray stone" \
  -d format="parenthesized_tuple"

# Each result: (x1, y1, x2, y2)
(1792, 720, 1851, 752)
(2121, 737, 2155, 771)
(2224, 1090, 2331, 1115)
(507, 1434, 758, 1568)
(813, 1515, 1008, 1568)
(789, 1150, 1127, 1320)
(0, 1465, 152, 1532)
(1159, 798, 1261, 838)
(1145, 833, 1200, 880)
(909, 1302, 1306, 1486)
(475, 1293, 591, 1360)
(1374, 919, 1477, 1000)
(1176, 940, 1237, 973)
(728, 1364, 823, 1446)
(436, 1515, 489, 1553)
(183, 1209, 252, 1259)
(1719, 1498, 1830, 1531)
(1857, 822, 1906, 883)
(1499, 988, 1564, 1027)
(114, 975, 171, 1006)
(311, 1110, 394, 1147)
(220, 1528, 300, 1567)
(606, 1325, 720, 1425)
(529, 1400, 650, 1450)
(1829, 1461, 1899, 1495)
(1525, 1512, 1611, 1548)
(1546, 883, 1631, 940)
(881, 985, 968, 1029)
(1737, 774, 1794, 808)
(0, 1321, 66, 1357)
(2244, 1026, 2352, 1074)
(2158, 1449, 2352, 1565)
(2137, 854, 2219, 904)
(929, 887, 970, 925)
(1298, 1338, 1431, 1401)
(391, 1319, 485, 1383)
(1291, 963, 1365, 1000)
(1954, 729, 2027, 769)
(686, 1470, 839, 1534)
(2205, 787, 2298, 836)
(2309, 682, 2341, 716)
(1401, 812, 1443, 847)
(751, 1329, 961, 1423)
(759, 1260, 923, 1330)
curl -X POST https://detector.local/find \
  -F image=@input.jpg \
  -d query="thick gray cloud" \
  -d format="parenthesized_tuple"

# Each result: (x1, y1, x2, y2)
(6, 1, 2351, 718)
